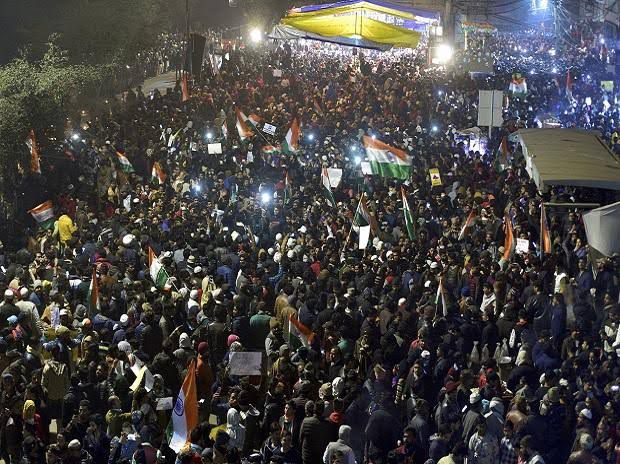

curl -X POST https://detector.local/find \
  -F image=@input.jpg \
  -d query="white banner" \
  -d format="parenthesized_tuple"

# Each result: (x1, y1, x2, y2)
(208, 143, 223, 154)
(228, 352, 262, 376)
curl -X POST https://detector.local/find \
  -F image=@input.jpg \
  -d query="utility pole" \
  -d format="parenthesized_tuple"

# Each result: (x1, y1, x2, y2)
(185, 0, 192, 74)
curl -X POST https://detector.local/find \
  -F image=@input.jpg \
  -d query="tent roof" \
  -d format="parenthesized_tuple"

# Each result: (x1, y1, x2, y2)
(289, 0, 440, 21)
(272, 0, 435, 49)
(518, 129, 620, 191)
(268, 24, 393, 50)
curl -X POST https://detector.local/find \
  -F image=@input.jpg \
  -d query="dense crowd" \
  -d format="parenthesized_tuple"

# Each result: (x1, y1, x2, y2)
(1, 28, 619, 464)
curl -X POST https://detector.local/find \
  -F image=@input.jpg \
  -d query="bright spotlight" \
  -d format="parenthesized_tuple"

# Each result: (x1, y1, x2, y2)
(435, 43, 453, 64)
(206, 131, 214, 140)
(600, 38, 605, 44)
(261, 192, 271, 204)
(351, 146, 357, 152)
(307, 133, 314, 141)
(71, 133, 80, 141)
(431, 126, 438, 133)
(438, 90, 444, 96)
(548, 49, 556, 56)
(552, 67, 558, 73)
(371, 134, 376, 140)
(250, 28, 262, 43)
(193, 184, 202, 193)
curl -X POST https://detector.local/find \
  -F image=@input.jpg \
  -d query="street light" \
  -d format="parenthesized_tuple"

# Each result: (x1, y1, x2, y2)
(250, 28, 262, 43)
(434, 43, 453, 65)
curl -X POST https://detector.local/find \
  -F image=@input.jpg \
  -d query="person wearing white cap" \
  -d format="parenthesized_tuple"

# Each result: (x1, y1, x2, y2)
(16, 286, 42, 340)
(462, 391, 483, 443)
(1, 289, 19, 329)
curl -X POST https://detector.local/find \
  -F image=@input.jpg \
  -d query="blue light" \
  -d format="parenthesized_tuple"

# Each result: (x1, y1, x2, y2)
(354, 156, 361, 165)
(308, 133, 314, 141)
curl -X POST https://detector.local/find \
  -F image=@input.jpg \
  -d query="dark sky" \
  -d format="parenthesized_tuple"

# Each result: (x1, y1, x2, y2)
(0, 0, 244, 64)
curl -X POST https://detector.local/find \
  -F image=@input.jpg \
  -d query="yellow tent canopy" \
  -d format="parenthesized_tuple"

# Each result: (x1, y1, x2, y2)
(271, 0, 439, 50)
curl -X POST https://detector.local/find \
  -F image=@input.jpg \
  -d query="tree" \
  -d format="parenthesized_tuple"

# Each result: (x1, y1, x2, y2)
(0, 35, 117, 203)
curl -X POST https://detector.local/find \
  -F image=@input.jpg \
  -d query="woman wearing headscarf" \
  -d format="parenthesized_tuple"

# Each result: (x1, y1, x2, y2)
(226, 407, 246, 451)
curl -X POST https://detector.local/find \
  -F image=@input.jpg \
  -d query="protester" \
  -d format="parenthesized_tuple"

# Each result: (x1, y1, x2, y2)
(1, 23, 619, 464)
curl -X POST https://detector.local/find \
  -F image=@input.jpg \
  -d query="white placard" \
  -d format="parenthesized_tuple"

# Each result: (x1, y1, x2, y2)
(360, 161, 372, 175)
(516, 238, 529, 254)
(208, 143, 222, 154)
(327, 168, 342, 188)
(228, 351, 262, 376)
(273, 69, 282, 77)
(262, 123, 277, 136)
(156, 397, 174, 410)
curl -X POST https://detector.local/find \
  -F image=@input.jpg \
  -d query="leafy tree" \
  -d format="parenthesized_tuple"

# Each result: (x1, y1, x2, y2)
(0, 35, 117, 203)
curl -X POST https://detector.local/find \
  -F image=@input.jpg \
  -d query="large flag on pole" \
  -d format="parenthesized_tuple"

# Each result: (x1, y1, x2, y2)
(401, 187, 416, 240)
(28, 200, 55, 230)
(235, 109, 254, 141)
(88, 267, 100, 315)
(362, 136, 412, 180)
(289, 314, 315, 349)
(25, 129, 41, 174)
(435, 277, 448, 317)
(503, 214, 515, 261)
(181, 73, 190, 102)
(540, 203, 552, 254)
(321, 168, 336, 207)
(282, 118, 301, 153)
(116, 150, 135, 173)
(458, 209, 476, 240)
(151, 161, 167, 185)
(148, 247, 169, 289)
(167, 359, 198, 453)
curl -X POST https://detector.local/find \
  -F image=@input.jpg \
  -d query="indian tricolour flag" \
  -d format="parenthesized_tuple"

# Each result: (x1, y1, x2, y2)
(401, 187, 416, 240)
(540, 203, 552, 255)
(236, 109, 254, 141)
(352, 193, 378, 249)
(149, 247, 169, 289)
(282, 118, 300, 153)
(151, 161, 167, 185)
(28, 200, 55, 229)
(458, 209, 476, 240)
(167, 359, 198, 453)
(289, 314, 315, 349)
(261, 145, 281, 155)
(509, 73, 527, 97)
(363, 136, 412, 180)
(494, 136, 509, 173)
(321, 168, 336, 207)
(25, 129, 41, 174)
(503, 214, 515, 261)
(436, 277, 448, 317)
(116, 150, 135, 173)
(88, 267, 100, 315)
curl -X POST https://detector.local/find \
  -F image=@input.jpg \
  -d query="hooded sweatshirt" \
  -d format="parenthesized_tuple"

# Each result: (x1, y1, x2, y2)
(323, 425, 356, 464)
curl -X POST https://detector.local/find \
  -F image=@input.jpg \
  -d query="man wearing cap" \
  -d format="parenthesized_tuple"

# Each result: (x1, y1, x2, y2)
(0, 289, 19, 330)
(462, 391, 483, 443)
(16, 286, 42, 341)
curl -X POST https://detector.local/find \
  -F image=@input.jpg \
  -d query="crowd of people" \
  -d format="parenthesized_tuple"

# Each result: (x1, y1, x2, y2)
(1, 26, 619, 464)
